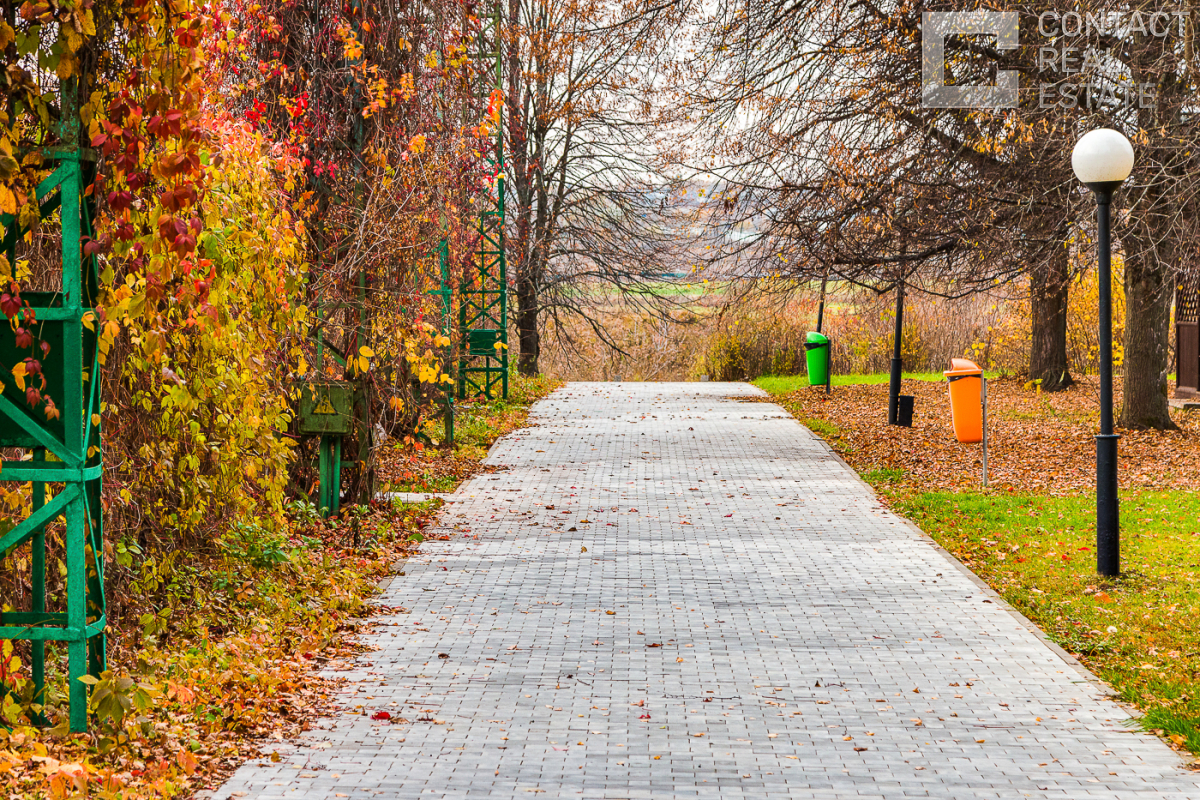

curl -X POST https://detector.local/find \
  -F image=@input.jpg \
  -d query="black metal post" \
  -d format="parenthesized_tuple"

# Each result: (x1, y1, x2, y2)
(888, 280, 904, 425)
(816, 267, 829, 333)
(1091, 183, 1121, 576)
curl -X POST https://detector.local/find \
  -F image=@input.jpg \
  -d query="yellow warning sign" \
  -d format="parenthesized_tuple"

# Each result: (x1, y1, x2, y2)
(312, 392, 336, 415)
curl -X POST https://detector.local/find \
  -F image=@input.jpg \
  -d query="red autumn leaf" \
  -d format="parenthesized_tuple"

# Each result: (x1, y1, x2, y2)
(0, 292, 20, 318)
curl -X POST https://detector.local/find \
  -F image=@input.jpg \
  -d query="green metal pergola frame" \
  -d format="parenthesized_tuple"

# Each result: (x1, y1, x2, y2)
(0, 80, 106, 733)
(458, 0, 508, 401)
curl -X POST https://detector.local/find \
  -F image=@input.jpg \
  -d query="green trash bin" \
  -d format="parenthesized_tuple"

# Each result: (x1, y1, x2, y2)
(804, 331, 831, 388)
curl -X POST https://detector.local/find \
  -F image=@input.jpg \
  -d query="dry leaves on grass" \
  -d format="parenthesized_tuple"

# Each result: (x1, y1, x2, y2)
(771, 377, 1199, 494)
(0, 502, 438, 799)
(378, 445, 496, 494)
(378, 377, 562, 494)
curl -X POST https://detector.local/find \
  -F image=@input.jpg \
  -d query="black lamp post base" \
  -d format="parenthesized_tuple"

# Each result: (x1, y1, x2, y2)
(1096, 433, 1120, 576)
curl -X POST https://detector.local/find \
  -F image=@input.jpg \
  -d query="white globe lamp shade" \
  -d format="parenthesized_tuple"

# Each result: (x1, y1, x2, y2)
(1072, 129, 1134, 185)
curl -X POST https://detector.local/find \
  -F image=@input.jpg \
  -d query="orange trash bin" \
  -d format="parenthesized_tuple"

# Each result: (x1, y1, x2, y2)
(944, 358, 983, 443)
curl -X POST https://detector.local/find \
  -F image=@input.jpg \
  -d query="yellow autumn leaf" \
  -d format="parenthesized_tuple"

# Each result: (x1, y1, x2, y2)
(11, 361, 26, 391)
(76, 9, 96, 36)
(358, 345, 375, 358)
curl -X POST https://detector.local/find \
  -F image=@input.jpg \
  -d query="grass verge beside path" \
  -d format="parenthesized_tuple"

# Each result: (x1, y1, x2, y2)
(758, 375, 1200, 766)
(753, 371, 998, 394)
(899, 490, 1200, 762)
(378, 374, 561, 493)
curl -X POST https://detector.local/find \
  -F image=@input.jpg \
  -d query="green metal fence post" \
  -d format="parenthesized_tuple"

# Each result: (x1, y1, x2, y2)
(433, 237, 455, 443)
(66, 497, 87, 731)
(30, 450, 45, 722)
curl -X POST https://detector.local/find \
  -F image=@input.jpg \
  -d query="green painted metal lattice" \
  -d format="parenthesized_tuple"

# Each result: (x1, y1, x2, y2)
(458, 0, 508, 400)
(0, 82, 106, 733)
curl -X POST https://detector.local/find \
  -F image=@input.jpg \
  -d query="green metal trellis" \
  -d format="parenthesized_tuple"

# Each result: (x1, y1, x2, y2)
(458, 0, 508, 400)
(0, 79, 106, 733)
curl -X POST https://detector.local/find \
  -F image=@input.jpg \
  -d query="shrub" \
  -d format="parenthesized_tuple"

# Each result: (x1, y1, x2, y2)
(697, 287, 1006, 380)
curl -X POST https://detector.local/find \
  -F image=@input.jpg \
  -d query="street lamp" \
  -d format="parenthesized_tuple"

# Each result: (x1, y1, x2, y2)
(1071, 128, 1134, 577)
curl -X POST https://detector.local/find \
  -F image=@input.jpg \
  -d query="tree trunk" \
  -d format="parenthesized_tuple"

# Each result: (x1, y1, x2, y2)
(1118, 30, 1180, 431)
(507, 0, 536, 376)
(1120, 244, 1178, 430)
(516, 273, 539, 375)
(1028, 241, 1073, 391)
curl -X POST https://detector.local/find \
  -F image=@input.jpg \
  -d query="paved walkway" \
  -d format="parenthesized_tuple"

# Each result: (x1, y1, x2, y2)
(215, 383, 1199, 799)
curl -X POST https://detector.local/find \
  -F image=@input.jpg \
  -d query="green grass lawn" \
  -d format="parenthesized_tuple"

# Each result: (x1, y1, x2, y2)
(753, 371, 999, 394)
(894, 488, 1200, 759)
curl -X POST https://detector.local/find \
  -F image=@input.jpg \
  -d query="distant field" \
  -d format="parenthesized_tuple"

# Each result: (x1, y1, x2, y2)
(752, 372, 999, 394)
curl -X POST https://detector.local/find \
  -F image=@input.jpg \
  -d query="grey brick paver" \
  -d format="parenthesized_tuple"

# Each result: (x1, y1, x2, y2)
(213, 382, 1200, 798)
